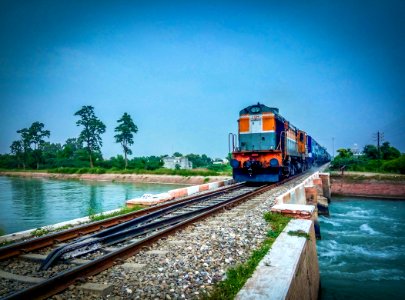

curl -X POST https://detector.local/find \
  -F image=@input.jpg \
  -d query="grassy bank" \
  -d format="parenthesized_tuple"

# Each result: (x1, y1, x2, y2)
(330, 171, 405, 182)
(330, 155, 405, 174)
(0, 167, 232, 177)
(205, 212, 290, 299)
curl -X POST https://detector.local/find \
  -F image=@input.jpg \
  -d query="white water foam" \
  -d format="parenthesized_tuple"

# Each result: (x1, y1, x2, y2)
(360, 223, 381, 235)
(321, 268, 405, 281)
(333, 209, 374, 219)
(318, 242, 396, 260)
(319, 217, 342, 227)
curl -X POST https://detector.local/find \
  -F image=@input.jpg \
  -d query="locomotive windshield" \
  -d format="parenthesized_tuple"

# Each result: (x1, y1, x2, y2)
(250, 106, 261, 113)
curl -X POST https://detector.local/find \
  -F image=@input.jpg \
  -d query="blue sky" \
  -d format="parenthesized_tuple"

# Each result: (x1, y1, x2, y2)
(1, 0, 404, 159)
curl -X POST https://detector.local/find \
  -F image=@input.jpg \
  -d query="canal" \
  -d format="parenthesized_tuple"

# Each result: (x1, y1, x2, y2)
(0, 176, 186, 235)
(317, 197, 405, 300)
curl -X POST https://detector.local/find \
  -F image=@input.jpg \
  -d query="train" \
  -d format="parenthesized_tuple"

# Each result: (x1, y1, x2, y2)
(229, 103, 330, 183)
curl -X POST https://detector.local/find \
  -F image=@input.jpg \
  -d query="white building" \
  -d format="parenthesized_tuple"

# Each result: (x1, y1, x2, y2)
(163, 157, 193, 170)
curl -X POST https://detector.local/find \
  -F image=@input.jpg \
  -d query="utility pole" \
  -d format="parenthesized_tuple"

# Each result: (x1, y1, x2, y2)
(332, 137, 335, 159)
(374, 131, 384, 159)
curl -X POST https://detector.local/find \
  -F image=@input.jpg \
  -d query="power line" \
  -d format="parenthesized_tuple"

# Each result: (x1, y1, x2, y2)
(373, 131, 384, 158)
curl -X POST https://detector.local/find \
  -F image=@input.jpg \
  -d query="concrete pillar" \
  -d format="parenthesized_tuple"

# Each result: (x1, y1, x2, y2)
(319, 173, 331, 201)
(313, 178, 324, 198)
(305, 186, 318, 205)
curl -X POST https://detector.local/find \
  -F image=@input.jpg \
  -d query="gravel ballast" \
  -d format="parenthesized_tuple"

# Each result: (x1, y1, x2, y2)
(47, 175, 311, 299)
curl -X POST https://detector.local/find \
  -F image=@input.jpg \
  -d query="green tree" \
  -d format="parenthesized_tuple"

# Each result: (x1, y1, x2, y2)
(363, 144, 378, 159)
(16, 122, 50, 169)
(61, 138, 82, 159)
(10, 140, 24, 169)
(336, 148, 353, 159)
(380, 142, 401, 160)
(16, 127, 31, 169)
(74, 106, 106, 168)
(28, 122, 51, 169)
(42, 142, 62, 168)
(185, 153, 213, 168)
(173, 152, 183, 157)
(114, 112, 138, 169)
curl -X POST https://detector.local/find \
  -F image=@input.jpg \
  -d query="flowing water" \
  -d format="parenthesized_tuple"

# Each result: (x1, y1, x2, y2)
(317, 197, 405, 299)
(0, 176, 186, 235)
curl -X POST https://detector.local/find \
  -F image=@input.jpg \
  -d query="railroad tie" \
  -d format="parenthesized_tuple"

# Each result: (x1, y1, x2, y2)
(0, 270, 44, 284)
(77, 283, 113, 297)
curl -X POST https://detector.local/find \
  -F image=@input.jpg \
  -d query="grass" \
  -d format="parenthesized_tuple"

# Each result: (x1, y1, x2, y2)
(288, 230, 310, 240)
(1, 166, 233, 177)
(88, 205, 145, 222)
(31, 224, 74, 237)
(2, 206, 144, 245)
(31, 226, 52, 237)
(0, 240, 14, 247)
(330, 172, 405, 182)
(46, 167, 227, 176)
(204, 212, 290, 300)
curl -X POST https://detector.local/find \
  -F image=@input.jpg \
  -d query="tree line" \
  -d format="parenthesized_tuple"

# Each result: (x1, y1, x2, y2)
(331, 142, 404, 174)
(0, 105, 224, 172)
(3, 105, 137, 170)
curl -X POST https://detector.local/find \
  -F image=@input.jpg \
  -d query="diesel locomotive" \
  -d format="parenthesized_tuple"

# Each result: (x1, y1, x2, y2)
(229, 103, 330, 183)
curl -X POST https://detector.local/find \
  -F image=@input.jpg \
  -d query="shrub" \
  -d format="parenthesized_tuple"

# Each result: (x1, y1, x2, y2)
(382, 155, 405, 174)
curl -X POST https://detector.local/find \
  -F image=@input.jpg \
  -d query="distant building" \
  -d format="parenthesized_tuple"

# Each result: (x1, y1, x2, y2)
(213, 158, 229, 165)
(163, 156, 193, 170)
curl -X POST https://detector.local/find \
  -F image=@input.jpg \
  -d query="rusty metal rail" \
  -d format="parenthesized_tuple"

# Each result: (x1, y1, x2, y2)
(1, 171, 309, 300)
(3, 181, 279, 300)
(0, 182, 245, 261)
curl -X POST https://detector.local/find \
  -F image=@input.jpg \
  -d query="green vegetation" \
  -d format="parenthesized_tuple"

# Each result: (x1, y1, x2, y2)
(0, 239, 14, 247)
(288, 230, 310, 240)
(75, 105, 106, 168)
(114, 112, 138, 169)
(31, 227, 52, 237)
(205, 213, 290, 299)
(330, 142, 404, 174)
(88, 205, 145, 222)
(0, 104, 231, 176)
(31, 224, 74, 237)
(12, 121, 50, 170)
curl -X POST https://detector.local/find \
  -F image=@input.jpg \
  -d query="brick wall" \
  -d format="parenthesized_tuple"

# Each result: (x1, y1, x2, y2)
(331, 178, 405, 199)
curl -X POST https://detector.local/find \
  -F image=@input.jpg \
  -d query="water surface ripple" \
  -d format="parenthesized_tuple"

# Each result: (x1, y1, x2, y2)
(317, 197, 405, 299)
(0, 176, 185, 234)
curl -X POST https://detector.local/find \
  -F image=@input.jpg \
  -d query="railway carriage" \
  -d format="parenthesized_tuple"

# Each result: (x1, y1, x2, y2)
(229, 103, 330, 183)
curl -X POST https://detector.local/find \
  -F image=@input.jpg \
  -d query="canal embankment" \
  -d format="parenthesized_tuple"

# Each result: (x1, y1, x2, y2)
(330, 172, 405, 199)
(0, 171, 231, 185)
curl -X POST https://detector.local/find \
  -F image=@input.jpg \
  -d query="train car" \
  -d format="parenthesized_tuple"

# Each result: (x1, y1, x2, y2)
(229, 103, 330, 183)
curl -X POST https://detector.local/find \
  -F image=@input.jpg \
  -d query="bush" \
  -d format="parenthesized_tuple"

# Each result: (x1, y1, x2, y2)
(382, 155, 405, 174)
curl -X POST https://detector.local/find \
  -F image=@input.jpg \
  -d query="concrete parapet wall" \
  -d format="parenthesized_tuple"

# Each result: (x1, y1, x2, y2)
(236, 219, 319, 300)
(275, 172, 322, 205)
(0, 208, 121, 243)
(167, 179, 234, 200)
(126, 179, 234, 206)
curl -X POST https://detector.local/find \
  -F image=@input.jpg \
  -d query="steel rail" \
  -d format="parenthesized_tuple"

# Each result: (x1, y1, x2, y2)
(0, 182, 245, 260)
(3, 182, 278, 300)
(39, 186, 255, 270)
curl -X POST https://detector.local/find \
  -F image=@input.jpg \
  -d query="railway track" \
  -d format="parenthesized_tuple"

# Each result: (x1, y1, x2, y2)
(0, 176, 300, 300)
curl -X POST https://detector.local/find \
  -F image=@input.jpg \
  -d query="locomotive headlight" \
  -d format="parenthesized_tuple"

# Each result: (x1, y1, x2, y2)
(230, 159, 240, 168)
(270, 158, 279, 167)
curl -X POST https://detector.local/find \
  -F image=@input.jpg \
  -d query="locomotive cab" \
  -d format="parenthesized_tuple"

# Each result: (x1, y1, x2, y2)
(230, 103, 329, 183)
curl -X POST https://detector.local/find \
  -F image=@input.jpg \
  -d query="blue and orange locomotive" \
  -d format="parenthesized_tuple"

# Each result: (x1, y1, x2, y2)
(229, 103, 330, 183)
